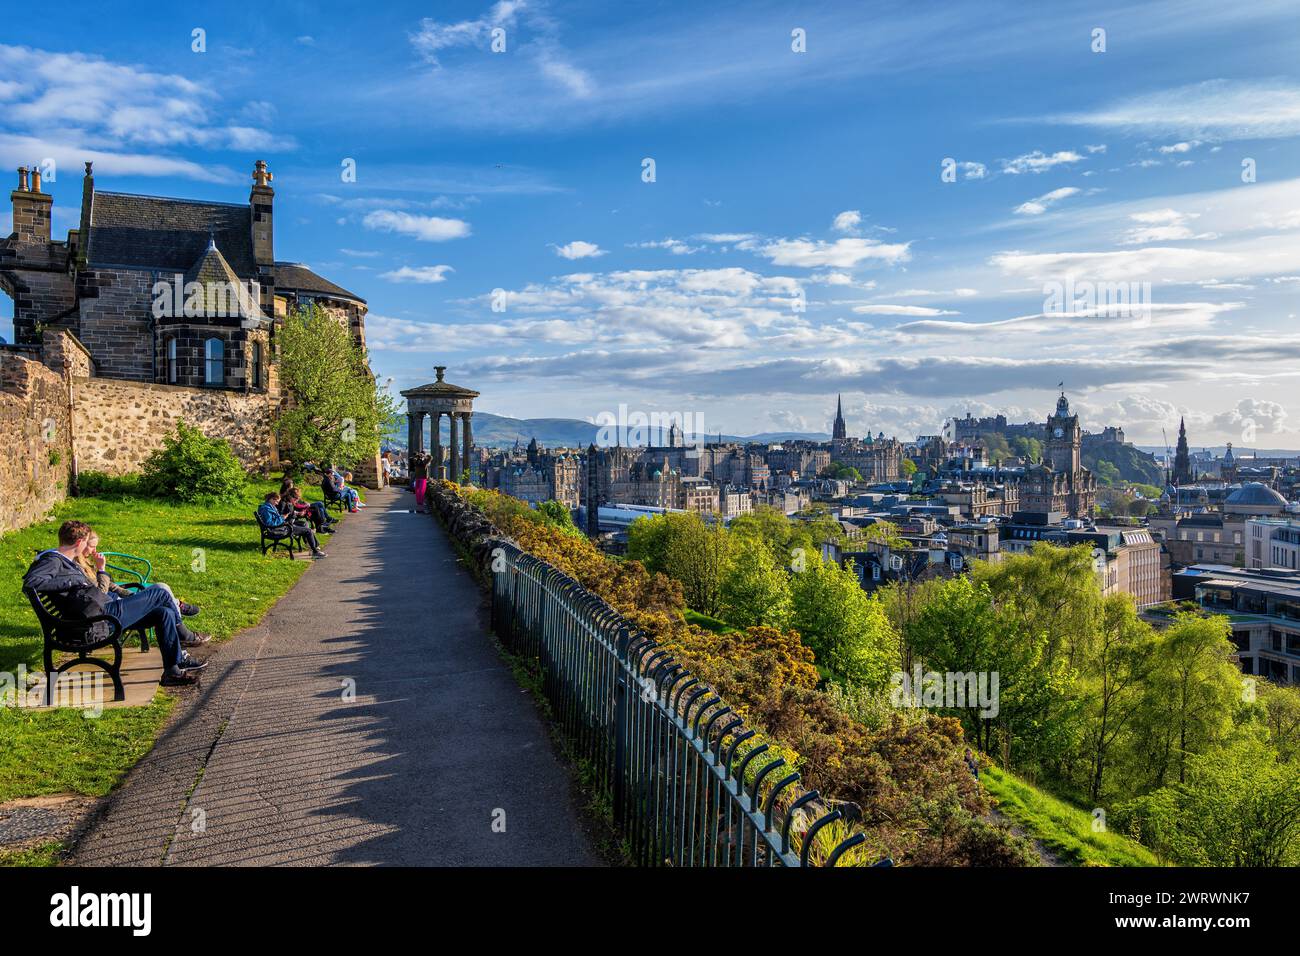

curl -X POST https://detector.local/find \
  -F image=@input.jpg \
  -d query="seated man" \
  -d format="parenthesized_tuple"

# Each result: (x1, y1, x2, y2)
(23, 520, 207, 686)
(258, 493, 327, 558)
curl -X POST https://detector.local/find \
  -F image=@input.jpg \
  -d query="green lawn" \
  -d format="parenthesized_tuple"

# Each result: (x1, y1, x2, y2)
(981, 764, 1163, 867)
(0, 476, 330, 808)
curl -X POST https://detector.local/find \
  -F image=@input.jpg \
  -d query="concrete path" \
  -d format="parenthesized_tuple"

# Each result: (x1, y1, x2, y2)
(73, 486, 602, 866)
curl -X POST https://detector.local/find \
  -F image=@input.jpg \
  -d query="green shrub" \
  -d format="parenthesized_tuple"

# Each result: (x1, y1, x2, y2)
(140, 422, 248, 503)
(76, 470, 143, 497)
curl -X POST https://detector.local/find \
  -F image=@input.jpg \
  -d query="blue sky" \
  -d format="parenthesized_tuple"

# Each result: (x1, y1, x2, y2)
(3, 0, 1300, 446)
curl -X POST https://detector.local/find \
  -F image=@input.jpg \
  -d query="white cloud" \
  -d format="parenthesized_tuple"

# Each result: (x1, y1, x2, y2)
(833, 210, 862, 233)
(553, 240, 606, 259)
(853, 304, 960, 317)
(630, 238, 700, 255)
(1158, 140, 1202, 154)
(1053, 79, 1300, 141)
(379, 265, 455, 283)
(1120, 208, 1217, 245)
(0, 44, 287, 182)
(743, 236, 911, 268)
(961, 161, 987, 180)
(1014, 186, 1080, 216)
(1002, 150, 1084, 174)
(363, 210, 472, 241)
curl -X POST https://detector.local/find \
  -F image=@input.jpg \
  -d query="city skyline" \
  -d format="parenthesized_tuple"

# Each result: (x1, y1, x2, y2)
(2, 1, 1299, 446)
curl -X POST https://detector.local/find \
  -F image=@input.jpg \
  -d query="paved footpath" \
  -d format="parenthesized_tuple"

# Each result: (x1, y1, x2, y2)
(74, 486, 601, 866)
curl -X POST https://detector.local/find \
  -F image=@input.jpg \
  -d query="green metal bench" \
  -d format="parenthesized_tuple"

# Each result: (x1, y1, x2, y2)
(100, 551, 152, 587)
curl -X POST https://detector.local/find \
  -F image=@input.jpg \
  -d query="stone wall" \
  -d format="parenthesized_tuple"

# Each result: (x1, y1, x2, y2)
(74, 267, 155, 382)
(72, 376, 278, 476)
(0, 350, 72, 535)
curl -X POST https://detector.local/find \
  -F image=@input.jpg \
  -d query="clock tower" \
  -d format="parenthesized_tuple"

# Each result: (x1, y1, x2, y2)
(1046, 391, 1081, 474)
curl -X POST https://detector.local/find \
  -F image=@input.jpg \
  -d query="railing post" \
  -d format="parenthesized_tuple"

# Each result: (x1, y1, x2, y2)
(612, 625, 631, 829)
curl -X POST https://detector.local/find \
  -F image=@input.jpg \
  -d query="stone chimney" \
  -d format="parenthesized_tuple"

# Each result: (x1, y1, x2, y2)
(249, 159, 274, 266)
(11, 165, 53, 244)
(76, 162, 94, 267)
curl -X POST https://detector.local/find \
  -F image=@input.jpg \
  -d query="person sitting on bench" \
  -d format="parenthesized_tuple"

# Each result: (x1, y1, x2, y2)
(23, 520, 206, 686)
(323, 465, 360, 513)
(75, 531, 211, 648)
(279, 486, 335, 535)
(258, 493, 327, 558)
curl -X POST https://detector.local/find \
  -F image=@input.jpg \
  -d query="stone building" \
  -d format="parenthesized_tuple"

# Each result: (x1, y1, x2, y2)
(3, 160, 366, 392)
(1, 160, 380, 491)
(1019, 392, 1097, 518)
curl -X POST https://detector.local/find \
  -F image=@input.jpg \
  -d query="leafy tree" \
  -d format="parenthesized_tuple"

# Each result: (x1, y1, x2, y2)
(660, 513, 731, 617)
(974, 543, 1102, 672)
(1123, 612, 1241, 790)
(536, 500, 583, 538)
(1011, 436, 1042, 463)
(1115, 738, 1300, 866)
(140, 421, 247, 503)
(1079, 595, 1154, 801)
(1254, 680, 1300, 763)
(1094, 459, 1122, 487)
(277, 303, 398, 471)
(822, 462, 863, 482)
(790, 553, 898, 689)
(626, 513, 672, 574)
(900, 458, 918, 478)
(908, 575, 1070, 765)
(718, 539, 792, 629)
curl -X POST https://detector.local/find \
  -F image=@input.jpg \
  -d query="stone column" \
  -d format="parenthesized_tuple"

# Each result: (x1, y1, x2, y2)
(411, 410, 425, 455)
(431, 410, 443, 478)
(449, 412, 461, 481)
(461, 412, 473, 485)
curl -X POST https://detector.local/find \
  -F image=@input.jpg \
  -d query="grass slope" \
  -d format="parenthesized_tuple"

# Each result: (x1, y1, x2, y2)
(981, 764, 1161, 867)
(0, 477, 327, 807)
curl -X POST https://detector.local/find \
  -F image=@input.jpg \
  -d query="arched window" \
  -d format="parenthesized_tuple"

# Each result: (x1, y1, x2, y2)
(251, 340, 263, 389)
(167, 338, 177, 384)
(204, 337, 224, 385)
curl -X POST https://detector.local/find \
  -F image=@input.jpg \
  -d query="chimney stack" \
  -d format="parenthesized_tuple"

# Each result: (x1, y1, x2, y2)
(11, 164, 52, 244)
(249, 159, 275, 313)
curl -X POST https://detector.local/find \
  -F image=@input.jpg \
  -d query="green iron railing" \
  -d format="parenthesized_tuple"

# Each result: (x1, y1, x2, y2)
(488, 539, 875, 867)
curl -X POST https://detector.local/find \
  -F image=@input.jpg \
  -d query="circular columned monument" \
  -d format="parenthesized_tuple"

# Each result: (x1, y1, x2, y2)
(400, 366, 480, 481)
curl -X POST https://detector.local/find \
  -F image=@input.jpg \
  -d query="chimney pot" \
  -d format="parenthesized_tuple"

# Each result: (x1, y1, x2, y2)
(84, 161, 93, 177)
(17, 166, 29, 191)
(30, 165, 42, 193)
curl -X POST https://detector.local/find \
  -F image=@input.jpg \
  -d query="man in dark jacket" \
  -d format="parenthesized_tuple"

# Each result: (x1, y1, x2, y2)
(23, 521, 205, 685)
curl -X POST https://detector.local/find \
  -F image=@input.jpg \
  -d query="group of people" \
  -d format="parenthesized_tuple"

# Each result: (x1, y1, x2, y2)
(23, 521, 210, 686)
(256, 476, 342, 559)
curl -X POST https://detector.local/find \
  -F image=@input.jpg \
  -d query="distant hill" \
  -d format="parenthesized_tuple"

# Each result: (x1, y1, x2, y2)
(384, 413, 829, 450)
(1082, 441, 1165, 487)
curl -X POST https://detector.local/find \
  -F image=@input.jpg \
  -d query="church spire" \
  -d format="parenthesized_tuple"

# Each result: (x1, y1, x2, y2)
(832, 394, 847, 441)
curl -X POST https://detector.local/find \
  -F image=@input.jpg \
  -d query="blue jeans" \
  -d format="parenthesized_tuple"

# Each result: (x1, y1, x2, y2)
(105, 585, 183, 669)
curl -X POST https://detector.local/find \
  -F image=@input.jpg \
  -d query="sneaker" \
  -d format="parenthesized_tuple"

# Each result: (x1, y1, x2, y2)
(176, 656, 208, 672)
(179, 601, 201, 617)
(349, 508, 359, 513)
(312, 550, 329, 559)
(162, 669, 199, 686)
(181, 630, 211, 647)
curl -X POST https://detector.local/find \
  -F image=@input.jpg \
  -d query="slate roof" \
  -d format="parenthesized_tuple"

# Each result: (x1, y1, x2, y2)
(180, 239, 261, 318)
(87, 192, 256, 276)
(273, 262, 365, 304)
